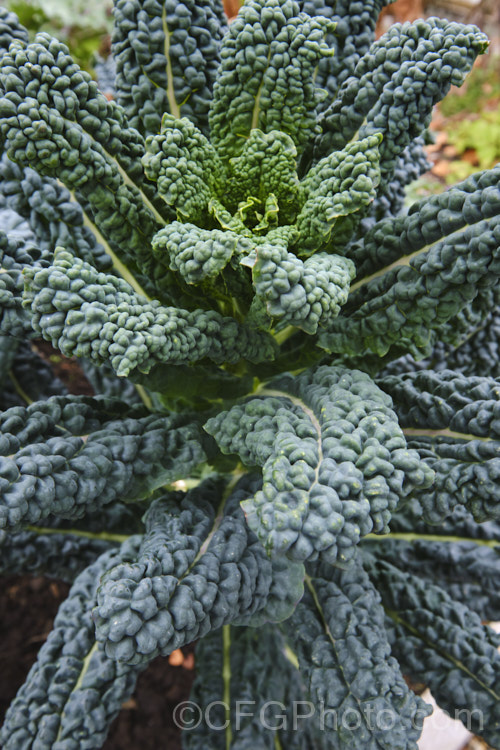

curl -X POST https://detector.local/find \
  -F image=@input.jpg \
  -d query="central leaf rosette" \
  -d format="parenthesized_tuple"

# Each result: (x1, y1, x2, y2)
(140, 0, 383, 336)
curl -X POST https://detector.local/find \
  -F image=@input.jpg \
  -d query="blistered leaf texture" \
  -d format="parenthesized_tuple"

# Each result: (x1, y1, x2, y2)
(94, 477, 304, 664)
(0, 342, 67, 411)
(314, 19, 489, 180)
(284, 560, 429, 750)
(362, 536, 500, 622)
(226, 129, 300, 220)
(320, 212, 500, 361)
(185, 624, 315, 750)
(209, 0, 335, 160)
(295, 135, 382, 254)
(0, 7, 28, 55)
(0, 395, 206, 529)
(0, 230, 46, 338)
(348, 165, 500, 281)
(0, 540, 145, 750)
(112, 0, 227, 136)
(299, 0, 394, 103)
(378, 370, 500, 523)
(143, 114, 225, 222)
(368, 559, 500, 747)
(0, 34, 169, 285)
(24, 249, 277, 376)
(0, 152, 112, 271)
(0, 528, 112, 581)
(152, 222, 253, 285)
(248, 241, 354, 334)
(206, 365, 432, 564)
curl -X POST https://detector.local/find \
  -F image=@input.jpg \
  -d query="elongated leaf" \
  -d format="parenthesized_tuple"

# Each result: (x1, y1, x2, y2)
(347, 165, 500, 281)
(184, 624, 315, 750)
(382, 305, 500, 381)
(0, 501, 143, 581)
(283, 560, 429, 750)
(142, 114, 226, 223)
(0, 34, 170, 290)
(0, 528, 113, 581)
(0, 151, 112, 271)
(205, 365, 432, 564)
(0, 229, 47, 338)
(362, 536, 500, 622)
(319, 210, 500, 361)
(0, 541, 145, 750)
(24, 249, 277, 377)
(378, 370, 500, 523)
(299, 0, 395, 105)
(0, 394, 207, 529)
(94, 476, 304, 664)
(369, 135, 431, 222)
(79, 359, 141, 405)
(112, 0, 227, 137)
(314, 19, 488, 181)
(366, 558, 500, 747)
(295, 135, 381, 254)
(0, 342, 67, 411)
(209, 0, 335, 160)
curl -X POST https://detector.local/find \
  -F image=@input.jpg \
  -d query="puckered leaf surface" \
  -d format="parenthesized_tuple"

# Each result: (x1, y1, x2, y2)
(23, 249, 277, 377)
(0, 34, 170, 292)
(209, 0, 335, 160)
(185, 624, 314, 750)
(283, 559, 429, 750)
(363, 534, 500, 622)
(319, 174, 500, 361)
(299, 0, 395, 106)
(0, 395, 206, 529)
(94, 476, 304, 664)
(366, 557, 500, 747)
(206, 365, 432, 564)
(0, 539, 145, 750)
(378, 370, 500, 523)
(314, 18, 489, 182)
(112, 0, 227, 137)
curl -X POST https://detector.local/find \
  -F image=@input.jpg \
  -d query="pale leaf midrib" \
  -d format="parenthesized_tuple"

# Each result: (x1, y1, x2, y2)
(363, 531, 499, 548)
(403, 427, 493, 443)
(349, 214, 488, 297)
(162, 4, 181, 119)
(385, 607, 500, 703)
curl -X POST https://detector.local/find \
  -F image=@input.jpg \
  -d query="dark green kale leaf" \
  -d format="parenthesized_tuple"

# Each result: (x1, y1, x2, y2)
(283, 559, 429, 750)
(94, 476, 304, 664)
(206, 365, 432, 564)
(0, 395, 207, 529)
(378, 370, 500, 523)
(366, 558, 500, 747)
(0, 539, 145, 750)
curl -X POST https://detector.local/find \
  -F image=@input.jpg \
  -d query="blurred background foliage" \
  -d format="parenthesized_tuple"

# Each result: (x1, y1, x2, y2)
(5, 0, 113, 71)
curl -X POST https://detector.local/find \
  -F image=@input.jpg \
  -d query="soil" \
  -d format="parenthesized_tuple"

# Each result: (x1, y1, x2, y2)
(0, 575, 195, 749)
(33, 339, 95, 396)
(1, 345, 196, 747)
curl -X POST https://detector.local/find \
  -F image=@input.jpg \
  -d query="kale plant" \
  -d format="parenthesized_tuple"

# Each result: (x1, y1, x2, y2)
(0, 1, 499, 748)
